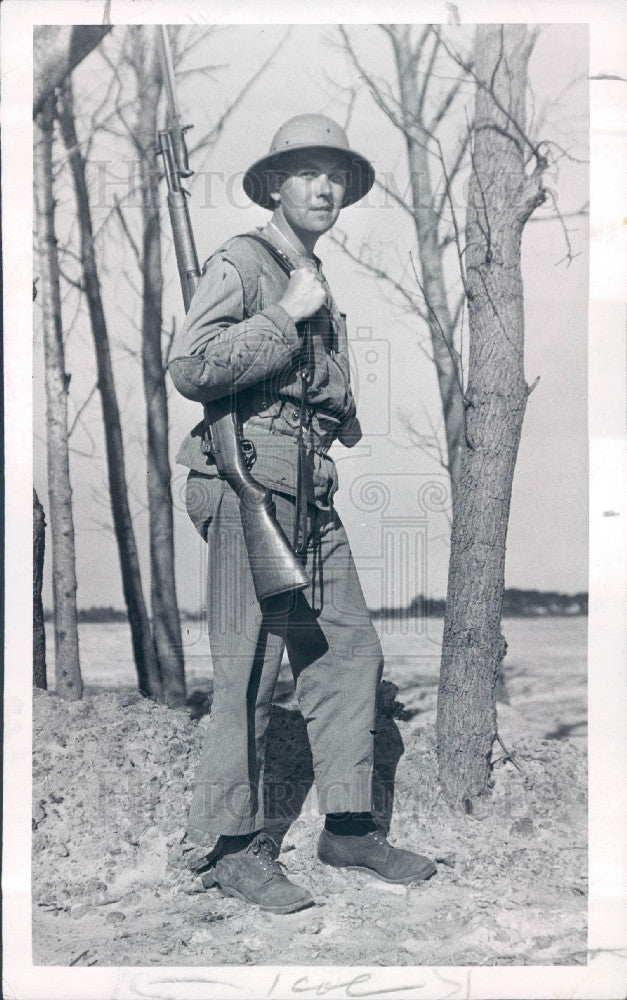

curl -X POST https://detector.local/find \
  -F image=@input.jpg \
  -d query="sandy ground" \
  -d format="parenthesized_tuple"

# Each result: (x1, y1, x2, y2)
(32, 617, 587, 967)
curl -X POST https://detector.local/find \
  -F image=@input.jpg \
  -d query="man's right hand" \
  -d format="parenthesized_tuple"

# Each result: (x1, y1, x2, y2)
(278, 266, 327, 324)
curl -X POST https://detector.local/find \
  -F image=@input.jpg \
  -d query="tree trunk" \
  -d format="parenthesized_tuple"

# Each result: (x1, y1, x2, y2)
(57, 79, 163, 703)
(34, 97, 83, 701)
(33, 489, 47, 689)
(392, 27, 465, 494)
(436, 25, 546, 809)
(133, 26, 186, 707)
(33, 26, 112, 117)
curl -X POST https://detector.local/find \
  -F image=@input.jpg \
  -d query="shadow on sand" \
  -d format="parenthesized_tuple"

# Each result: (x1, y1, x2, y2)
(185, 679, 430, 848)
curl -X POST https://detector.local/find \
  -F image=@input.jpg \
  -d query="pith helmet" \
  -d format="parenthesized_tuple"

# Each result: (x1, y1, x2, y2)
(243, 113, 375, 210)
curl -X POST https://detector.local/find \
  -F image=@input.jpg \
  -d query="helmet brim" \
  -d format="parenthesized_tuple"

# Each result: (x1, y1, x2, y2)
(242, 145, 375, 210)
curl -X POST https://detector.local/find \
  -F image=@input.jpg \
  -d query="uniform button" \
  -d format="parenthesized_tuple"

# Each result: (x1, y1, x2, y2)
(261, 400, 268, 408)
(291, 409, 299, 421)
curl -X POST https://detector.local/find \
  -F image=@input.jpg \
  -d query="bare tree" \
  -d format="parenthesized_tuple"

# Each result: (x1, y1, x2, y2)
(336, 24, 585, 494)
(337, 24, 470, 496)
(130, 25, 186, 707)
(57, 77, 164, 703)
(436, 24, 547, 809)
(33, 489, 47, 689)
(34, 96, 83, 701)
(102, 24, 287, 700)
(336, 24, 586, 720)
(337, 25, 512, 703)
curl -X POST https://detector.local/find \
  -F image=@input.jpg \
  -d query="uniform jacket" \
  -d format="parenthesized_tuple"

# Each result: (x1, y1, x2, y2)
(168, 223, 362, 507)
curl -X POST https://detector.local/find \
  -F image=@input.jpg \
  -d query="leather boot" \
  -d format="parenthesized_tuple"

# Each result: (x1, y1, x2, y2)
(317, 827, 437, 884)
(202, 832, 315, 914)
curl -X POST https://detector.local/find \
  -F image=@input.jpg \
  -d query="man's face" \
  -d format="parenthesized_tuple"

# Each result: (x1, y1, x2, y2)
(272, 150, 348, 236)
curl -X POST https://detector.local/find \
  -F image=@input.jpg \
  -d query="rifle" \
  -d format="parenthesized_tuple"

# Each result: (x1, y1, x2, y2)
(155, 25, 309, 601)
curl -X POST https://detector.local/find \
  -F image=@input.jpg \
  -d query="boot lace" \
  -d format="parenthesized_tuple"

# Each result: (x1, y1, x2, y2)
(368, 830, 387, 844)
(246, 833, 286, 878)
(367, 829, 393, 857)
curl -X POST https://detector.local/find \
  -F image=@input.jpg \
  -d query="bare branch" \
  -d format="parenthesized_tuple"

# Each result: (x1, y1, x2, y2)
(408, 251, 465, 396)
(429, 71, 469, 130)
(433, 135, 468, 291)
(68, 383, 99, 437)
(172, 25, 217, 67)
(527, 201, 589, 224)
(84, 54, 121, 134)
(378, 24, 400, 45)
(417, 31, 442, 119)
(399, 405, 449, 475)
(373, 177, 415, 218)
(451, 291, 466, 333)
(404, 25, 433, 78)
(342, 85, 358, 131)
(68, 443, 97, 459)
(436, 29, 541, 163)
(434, 128, 471, 218)
(340, 24, 468, 175)
(91, 178, 145, 243)
(187, 29, 290, 161)
(533, 139, 589, 167)
(58, 266, 83, 292)
(113, 196, 141, 264)
(338, 25, 419, 146)
(328, 229, 429, 322)
(163, 317, 177, 367)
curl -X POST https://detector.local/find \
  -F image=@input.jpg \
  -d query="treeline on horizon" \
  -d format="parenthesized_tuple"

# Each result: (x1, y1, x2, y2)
(369, 589, 588, 619)
(44, 589, 589, 623)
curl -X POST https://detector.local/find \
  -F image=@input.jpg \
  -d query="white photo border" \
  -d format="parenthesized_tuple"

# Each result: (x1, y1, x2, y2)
(3, 0, 626, 997)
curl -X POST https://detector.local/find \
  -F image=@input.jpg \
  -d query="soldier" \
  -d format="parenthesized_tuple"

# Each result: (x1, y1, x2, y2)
(168, 114, 437, 913)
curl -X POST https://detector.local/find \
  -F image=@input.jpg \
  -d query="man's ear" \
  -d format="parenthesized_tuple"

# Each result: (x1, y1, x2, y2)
(267, 168, 286, 203)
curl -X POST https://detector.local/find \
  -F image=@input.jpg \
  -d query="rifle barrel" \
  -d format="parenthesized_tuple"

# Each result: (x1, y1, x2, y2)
(156, 26, 181, 122)
(156, 23, 309, 599)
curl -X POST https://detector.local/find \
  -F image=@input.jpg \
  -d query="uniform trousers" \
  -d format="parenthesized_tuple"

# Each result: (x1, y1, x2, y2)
(185, 471, 384, 854)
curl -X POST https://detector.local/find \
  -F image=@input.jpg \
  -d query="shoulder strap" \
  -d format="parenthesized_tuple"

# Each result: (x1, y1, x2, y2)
(203, 233, 291, 320)
(235, 232, 295, 277)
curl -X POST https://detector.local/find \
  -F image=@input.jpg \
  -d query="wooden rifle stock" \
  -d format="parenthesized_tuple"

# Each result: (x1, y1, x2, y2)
(204, 397, 309, 600)
(156, 26, 308, 601)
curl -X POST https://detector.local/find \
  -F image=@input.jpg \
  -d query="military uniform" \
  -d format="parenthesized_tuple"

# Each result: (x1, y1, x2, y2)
(169, 223, 384, 857)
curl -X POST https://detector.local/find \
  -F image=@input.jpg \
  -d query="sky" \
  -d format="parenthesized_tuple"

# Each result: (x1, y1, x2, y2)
(33, 22, 590, 613)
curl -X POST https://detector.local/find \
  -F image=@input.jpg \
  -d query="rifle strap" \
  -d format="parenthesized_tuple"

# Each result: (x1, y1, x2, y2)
(201, 235, 295, 468)
(237, 232, 295, 277)
(236, 232, 313, 554)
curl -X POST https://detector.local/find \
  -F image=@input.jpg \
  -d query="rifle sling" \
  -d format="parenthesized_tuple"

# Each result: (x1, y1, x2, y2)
(205, 232, 313, 555)
(238, 234, 313, 554)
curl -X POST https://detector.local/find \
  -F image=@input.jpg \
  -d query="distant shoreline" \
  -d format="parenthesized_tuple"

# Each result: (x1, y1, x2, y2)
(44, 589, 589, 623)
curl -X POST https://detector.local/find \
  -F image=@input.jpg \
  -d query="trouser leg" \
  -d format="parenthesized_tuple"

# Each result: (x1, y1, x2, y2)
(185, 482, 384, 850)
(286, 506, 384, 816)
(186, 480, 287, 851)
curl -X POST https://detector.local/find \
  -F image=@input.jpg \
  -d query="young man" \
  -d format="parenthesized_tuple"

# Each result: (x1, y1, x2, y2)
(169, 114, 437, 913)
